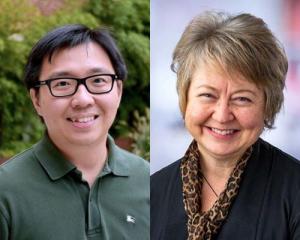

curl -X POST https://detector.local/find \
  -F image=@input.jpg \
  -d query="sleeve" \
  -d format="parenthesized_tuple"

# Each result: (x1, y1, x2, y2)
(0, 209, 9, 240)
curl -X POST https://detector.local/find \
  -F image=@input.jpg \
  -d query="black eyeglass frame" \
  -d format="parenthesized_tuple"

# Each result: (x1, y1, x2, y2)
(32, 74, 120, 97)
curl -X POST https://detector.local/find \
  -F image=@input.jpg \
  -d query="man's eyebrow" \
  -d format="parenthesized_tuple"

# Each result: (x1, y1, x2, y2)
(45, 68, 114, 79)
(87, 67, 114, 75)
(46, 71, 73, 79)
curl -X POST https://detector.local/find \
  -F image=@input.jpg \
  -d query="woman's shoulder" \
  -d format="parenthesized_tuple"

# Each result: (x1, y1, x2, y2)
(255, 138, 300, 187)
(257, 138, 300, 169)
(151, 159, 182, 183)
(151, 159, 188, 239)
(151, 158, 184, 199)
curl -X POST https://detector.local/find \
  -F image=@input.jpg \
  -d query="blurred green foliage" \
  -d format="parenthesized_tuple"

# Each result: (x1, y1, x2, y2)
(0, 0, 149, 159)
(129, 108, 150, 160)
(86, 0, 150, 136)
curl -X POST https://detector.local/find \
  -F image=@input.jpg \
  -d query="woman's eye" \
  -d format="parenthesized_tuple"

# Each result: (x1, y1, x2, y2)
(198, 93, 214, 98)
(233, 97, 253, 105)
(236, 97, 251, 102)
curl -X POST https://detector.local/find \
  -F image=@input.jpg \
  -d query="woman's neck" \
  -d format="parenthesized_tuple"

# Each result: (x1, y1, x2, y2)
(199, 153, 238, 212)
(197, 143, 243, 180)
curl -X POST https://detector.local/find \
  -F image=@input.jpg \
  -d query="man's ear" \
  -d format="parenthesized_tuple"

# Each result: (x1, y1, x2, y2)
(30, 88, 42, 116)
(117, 80, 123, 98)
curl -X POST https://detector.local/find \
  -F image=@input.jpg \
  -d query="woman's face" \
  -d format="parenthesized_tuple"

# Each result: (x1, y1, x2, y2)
(184, 65, 265, 161)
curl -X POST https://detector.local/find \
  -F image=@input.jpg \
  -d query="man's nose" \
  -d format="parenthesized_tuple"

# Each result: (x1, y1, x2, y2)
(212, 100, 234, 123)
(71, 84, 95, 108)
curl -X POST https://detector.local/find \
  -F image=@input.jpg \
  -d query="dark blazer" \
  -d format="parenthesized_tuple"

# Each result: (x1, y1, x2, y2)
(151, 138, 300, 240)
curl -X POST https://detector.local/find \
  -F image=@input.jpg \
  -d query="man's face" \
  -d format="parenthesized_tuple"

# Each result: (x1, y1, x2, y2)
(30, 42, 122, 148)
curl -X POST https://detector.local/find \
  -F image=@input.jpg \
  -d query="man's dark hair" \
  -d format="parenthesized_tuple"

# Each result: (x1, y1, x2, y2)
(24, 24, 127, 90)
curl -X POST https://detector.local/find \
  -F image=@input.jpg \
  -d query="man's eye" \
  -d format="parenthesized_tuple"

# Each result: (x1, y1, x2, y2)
(93, 78, 106, 84)
(52, 80, 71, 88)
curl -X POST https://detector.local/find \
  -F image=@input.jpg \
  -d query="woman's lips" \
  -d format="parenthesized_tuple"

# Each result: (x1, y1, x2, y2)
(206, 126, 239, 138)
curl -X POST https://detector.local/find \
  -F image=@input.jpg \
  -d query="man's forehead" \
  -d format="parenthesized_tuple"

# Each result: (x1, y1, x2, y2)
(39, 42, 114, 79)
(46, 41, 107, 63)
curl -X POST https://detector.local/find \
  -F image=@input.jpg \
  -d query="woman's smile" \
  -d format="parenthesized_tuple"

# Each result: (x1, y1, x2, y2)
(205, 126, 240, 139)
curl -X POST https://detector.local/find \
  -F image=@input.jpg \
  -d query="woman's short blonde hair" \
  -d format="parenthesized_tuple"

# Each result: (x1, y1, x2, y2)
(171, 11, 288, 129)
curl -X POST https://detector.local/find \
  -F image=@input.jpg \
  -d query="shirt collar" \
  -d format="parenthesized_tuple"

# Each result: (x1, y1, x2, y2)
(106, 135, 130, 177)
(33, 134, 75, 181)
(33, 134, 130, 181)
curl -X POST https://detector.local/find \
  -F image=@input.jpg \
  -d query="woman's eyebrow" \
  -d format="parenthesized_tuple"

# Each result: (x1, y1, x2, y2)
(232, 89, 258, 96)
(196, 85, 217, 91)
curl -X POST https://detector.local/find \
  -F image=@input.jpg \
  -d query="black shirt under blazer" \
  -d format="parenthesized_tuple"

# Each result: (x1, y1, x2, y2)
(151, 138, 300, 240)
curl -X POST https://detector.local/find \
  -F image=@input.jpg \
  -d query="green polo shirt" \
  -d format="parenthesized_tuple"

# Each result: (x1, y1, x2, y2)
(0, 135, 149, 240)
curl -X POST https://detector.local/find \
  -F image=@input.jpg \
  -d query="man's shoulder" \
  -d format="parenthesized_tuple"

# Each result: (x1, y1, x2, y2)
(0, 145, 39, 190)
(0, 146, 36, 174)
(108, 146, 149, 197)
(113, 145, 149, 173)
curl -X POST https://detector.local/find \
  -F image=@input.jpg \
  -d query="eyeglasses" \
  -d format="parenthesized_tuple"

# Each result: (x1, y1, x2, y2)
(32, 74, 119, 97)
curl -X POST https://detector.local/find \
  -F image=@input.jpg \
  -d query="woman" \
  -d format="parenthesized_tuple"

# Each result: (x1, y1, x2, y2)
(151, 11, 300, 240)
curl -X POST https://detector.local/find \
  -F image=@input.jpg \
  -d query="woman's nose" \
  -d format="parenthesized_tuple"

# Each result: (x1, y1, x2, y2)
(212, 100, 234, 123)
(71, 84, 95, 108)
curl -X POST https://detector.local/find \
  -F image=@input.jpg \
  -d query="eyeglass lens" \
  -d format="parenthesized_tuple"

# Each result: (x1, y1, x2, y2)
(49, 75, 114, 96)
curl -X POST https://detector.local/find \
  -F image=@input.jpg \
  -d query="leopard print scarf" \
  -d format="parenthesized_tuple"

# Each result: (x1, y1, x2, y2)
(180, 140, 252, 239)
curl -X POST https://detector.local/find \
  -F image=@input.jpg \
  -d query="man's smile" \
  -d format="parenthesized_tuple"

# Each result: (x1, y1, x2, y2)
(67, 115, 99, 123)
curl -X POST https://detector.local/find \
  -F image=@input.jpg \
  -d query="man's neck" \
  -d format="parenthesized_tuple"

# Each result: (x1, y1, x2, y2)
(48, 134, 108, 187)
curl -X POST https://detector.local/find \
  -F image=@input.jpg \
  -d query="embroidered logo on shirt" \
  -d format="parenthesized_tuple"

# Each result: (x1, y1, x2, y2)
(126, 214, 136, 224)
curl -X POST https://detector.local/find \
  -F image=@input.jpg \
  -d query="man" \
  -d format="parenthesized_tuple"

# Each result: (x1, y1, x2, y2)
(0, 24, 149, 239)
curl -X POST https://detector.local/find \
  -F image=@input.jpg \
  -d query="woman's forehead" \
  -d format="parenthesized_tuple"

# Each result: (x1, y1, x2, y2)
(189, 62, 264, 94)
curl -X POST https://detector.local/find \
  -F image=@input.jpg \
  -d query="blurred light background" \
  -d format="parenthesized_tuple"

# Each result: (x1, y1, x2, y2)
(150, 0, 300, 174)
